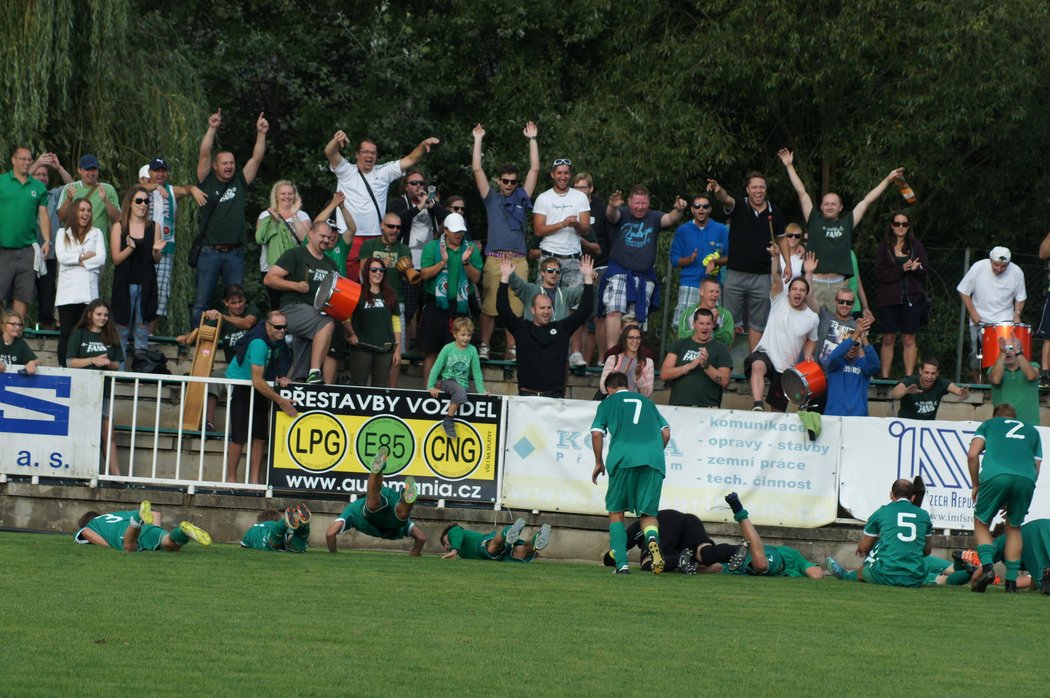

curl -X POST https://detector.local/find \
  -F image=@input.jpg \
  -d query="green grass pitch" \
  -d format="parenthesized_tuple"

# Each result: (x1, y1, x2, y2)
(2, 531, 1046, 696)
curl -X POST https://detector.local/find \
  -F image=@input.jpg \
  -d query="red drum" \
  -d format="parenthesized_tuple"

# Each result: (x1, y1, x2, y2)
(314, 271, 361, 322)
(782, 360, 827, 407)
(980, 322, 1031, 368)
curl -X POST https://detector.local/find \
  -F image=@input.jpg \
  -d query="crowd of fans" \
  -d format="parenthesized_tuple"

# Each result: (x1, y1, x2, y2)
(2, 116, 1047, 481)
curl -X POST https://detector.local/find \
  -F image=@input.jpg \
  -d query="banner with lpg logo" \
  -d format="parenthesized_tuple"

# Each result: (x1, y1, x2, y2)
(269, 384, 501, 503)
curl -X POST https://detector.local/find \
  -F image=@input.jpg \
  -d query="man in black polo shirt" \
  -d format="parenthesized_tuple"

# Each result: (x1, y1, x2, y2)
(497, 255, 594, 397)
(707, 171, 786, 351)
(192, 108, 268, 327)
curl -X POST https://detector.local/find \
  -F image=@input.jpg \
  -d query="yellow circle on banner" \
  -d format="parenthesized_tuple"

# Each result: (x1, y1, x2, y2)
(285, 411, 347, 473)
(423, 420, 483, 480)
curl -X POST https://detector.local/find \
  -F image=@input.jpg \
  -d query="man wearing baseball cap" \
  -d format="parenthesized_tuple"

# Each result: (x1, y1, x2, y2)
(56, 154, 120, 233)
(957, 246, 1027, 382)
(140, 157, 206, 330)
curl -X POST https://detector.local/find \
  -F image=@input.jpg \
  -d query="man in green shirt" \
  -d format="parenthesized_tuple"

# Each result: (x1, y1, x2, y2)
(264, 221, 347, 384)
(55, 153, 120, 238)
(440, 518, 551, 562)
(241, 504, 311, 553)
(662, 307, 733, 407)
(0, 147, 51, 320)
(74, 500, 211, 551)
(778, 148, 903, 313)
(191, 108, 268, 327)
(591, 371, 671, 574)
(967, 403, 1042, 592)
(677, 278, 734, 345)
(988, 336, 1040, 426)
(987, 519, 1050, 593)
(890, 356, 969, 420)
(825, 478, 933, 587)
(325, 447, 427, 555)
(719, 492, 825, 578)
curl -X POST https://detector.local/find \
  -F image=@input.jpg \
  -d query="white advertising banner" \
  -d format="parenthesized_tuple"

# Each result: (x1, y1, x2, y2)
(839, 417, 1050, 531)
(0, 367, 102, 479)
(502, 398, 840, 527)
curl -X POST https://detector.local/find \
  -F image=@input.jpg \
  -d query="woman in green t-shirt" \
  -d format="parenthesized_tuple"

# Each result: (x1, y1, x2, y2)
(66, 299, 124, 476)
(0, 310, 39, 374)
(347, 257, 401, 387)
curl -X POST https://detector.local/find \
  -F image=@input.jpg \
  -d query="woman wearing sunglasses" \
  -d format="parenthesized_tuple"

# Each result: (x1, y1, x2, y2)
(874, 212, 929, 377)
(110, 186, 164, 365)
(347, 257, 401, 386)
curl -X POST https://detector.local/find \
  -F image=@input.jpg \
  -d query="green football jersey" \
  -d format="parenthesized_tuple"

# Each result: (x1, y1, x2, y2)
(80, 510, 165, 551)
(992, 519, 1050, 575)
(974, 417, 1042, 483)
(862, 499, 932, 581)
(446, 526, 502, 560)
(590, 390, 669, 476)
(336, 488, 412, 540)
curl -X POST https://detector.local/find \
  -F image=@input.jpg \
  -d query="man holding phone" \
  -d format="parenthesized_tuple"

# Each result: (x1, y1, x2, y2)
(988, 334, 1040, 426)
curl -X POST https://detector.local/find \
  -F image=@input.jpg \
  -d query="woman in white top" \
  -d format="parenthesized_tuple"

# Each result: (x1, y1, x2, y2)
(54, 199, 106, 366)
(255, 180, 310, 310)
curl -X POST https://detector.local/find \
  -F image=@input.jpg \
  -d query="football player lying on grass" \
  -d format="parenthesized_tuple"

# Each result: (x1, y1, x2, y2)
(440, 518, 551, 562)
(75, 501, 211, 552)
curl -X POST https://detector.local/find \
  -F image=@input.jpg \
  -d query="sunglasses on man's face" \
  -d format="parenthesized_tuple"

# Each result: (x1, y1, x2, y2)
(692, 203, 711, 209)
(450, 206, 464, 212)
(500, 178, 518, 186)
(268, 323, 288, 331)
(406, 180, 425, 186)
(543, 267, 561, 274)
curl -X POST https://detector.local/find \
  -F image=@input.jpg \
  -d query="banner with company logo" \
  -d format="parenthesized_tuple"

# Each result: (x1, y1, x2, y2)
(502, 398, 840, 527)
(269, 384, 501, 503)
(839, 417, 1050, 531)
(0, 367, 102, 478)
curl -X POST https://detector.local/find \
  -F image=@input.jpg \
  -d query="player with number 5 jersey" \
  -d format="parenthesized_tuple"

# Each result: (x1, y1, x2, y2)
(966, 403, 1042, 592)
(590, 371, 671, 575)
(826, 478, 932, 587)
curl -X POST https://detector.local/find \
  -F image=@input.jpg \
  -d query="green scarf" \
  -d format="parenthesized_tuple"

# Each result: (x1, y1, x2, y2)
(436, 244, 472, 314)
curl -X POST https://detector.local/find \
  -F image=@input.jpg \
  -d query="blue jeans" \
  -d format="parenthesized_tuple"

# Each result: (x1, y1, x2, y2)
(118, 283, 151, 369)
(192, 246, 245, 326)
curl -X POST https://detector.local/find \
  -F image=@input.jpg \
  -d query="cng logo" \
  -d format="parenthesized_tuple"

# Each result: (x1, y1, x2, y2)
(285, 411, 347, 473)
(423, 419, 483, 480)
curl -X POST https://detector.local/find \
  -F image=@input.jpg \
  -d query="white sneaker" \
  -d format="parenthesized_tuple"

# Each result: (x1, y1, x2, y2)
(568, 352, 586, 367)
(478, 343, 490, 360)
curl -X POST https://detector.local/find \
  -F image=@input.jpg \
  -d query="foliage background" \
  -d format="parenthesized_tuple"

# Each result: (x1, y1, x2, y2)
(3, 0, 1049, 373)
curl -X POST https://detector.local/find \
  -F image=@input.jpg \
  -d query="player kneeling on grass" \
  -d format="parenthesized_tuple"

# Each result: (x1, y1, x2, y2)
(325, 447, 426, 555)
(825, 478, 932, 587)
(591, 371, 670, 575)
(440, 518, 551, 562)
(966, 402, 1042, 593)
(75, 501, 211, 552)
(427, 316, 485, 439)
(242, 504, 311, 553)
(719, 492, 825, 578)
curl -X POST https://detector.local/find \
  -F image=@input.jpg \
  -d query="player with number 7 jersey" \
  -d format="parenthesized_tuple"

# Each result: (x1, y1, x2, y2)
(590, 371, 671, 574)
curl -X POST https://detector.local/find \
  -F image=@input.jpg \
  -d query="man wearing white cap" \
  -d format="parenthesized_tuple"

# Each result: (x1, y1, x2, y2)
(957, 246, 1027, 382)
(418, 212, 482, 385)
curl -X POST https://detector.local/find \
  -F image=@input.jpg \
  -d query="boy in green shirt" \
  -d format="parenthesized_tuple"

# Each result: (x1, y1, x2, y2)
(590, 371, 671, 574)
(427, 317, 484, 438)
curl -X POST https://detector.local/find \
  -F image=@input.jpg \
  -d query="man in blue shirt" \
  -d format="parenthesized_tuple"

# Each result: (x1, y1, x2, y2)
(471, 121, 541, 360)
(670, 194, 728, 329)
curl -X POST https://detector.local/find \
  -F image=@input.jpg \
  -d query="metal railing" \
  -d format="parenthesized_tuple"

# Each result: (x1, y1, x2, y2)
(99, 372, 266, 493)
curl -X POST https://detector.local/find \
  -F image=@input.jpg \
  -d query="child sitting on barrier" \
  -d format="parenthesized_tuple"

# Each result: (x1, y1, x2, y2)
(427, 316, 485, 438)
